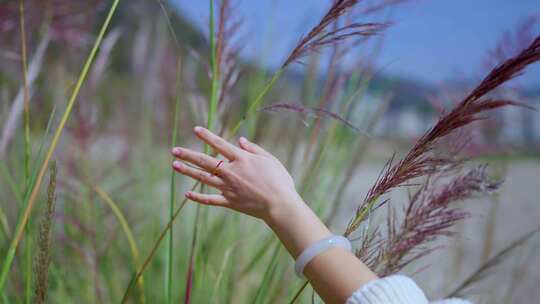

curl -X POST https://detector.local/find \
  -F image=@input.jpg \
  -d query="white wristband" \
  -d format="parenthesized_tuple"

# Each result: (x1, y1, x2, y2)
(294, 235, 351, 278)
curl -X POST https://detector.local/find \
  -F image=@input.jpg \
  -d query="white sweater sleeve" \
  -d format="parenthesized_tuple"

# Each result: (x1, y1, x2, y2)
(345, 275, 471, 304)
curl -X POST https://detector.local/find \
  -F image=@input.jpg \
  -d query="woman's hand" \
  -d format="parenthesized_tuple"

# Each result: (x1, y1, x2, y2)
(171, 126, 302, 221)
(171, 125, 331, 258)
(172, 126, 378, 304)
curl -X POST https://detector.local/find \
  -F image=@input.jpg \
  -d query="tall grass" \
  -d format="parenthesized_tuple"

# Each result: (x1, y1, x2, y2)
(166, 54, 183, 304)
(201, 0, 220, 293)
(122, 0, 384, 299)
(0, 0, 121, 293)
(287, 30, 540, 304)
(0, 1, 539, 303)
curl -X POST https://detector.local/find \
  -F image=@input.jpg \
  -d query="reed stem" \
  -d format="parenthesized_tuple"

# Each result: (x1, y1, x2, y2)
(183, 1, 220, 302)
(166, 56, 182, 304)
(230, 69, 283, 137)
(18, 1, 32, 302)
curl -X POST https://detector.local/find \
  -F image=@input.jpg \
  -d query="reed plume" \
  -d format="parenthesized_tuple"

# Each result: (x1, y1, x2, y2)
(0, 0, 104, 47)
(374, 166, 501, 276)
(483, 15, 538, 72)
(231, 0, 386, 135)
(283, 0, 387, 67)
(259, 102, 361, 132)
(33, 162, 57, 304)
(361, 0, 411, 15)
(215, 0, 243, 110)
(345, 35, 540, 236)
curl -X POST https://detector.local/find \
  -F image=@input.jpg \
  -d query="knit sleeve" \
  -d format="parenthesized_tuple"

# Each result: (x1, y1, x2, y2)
(345, 275, 472, 304)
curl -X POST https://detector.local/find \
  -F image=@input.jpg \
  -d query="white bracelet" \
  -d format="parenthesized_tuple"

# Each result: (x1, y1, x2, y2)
(294, 235, 351, 278)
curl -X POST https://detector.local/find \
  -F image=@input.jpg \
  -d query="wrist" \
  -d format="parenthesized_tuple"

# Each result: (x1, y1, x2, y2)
(264, 191, 304, 224)
(265, 194, 332, 258)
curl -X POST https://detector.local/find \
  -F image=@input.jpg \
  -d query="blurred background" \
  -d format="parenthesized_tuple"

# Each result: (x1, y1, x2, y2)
(0, 0, 539, 303)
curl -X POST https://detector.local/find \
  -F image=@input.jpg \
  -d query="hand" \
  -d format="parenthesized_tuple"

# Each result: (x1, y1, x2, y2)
(172, 126, 378, 304)
(171, 126, 303, 221)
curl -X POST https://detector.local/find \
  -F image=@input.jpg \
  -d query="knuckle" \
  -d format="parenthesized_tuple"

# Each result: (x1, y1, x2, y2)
(237, 151, 250, 161)
(220, 169, 234, 180)
(234, 154, 245, 162)
(245, 155, 257, 165)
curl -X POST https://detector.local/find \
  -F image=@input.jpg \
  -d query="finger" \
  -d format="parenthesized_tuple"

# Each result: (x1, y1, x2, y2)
(193, 126, 240, 160)
(171, 147, 221, 171)
(238, 137, 273, 157)
(185, 191, 230, 207)
(172, 161, 225, 189)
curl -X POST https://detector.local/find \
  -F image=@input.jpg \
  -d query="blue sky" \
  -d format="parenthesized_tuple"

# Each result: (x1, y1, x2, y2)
(173, 0, 540, 88)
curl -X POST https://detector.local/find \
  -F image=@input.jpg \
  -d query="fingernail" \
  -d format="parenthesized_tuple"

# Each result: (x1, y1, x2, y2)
(185, 191, 192, 198)
(239, 137, 248, 144)
(171, 147, 182, 156)
(194, 126, 203, 133)
(172, 161, 182, 169)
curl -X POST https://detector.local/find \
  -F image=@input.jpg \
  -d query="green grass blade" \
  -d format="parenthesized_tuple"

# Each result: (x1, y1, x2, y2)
(0, 204, 11, 239)
(28, 105, 57, 190)
(0, 161, 23, 206)
(239, 236, 275, 278)
(17, 105, 58, 212)
(18, 1, 32, 301)
(252, 242, 281, 304)
(19, 0, 30, 184)
(229, 68, 283, 137)
(209, 244, 235, 303)
(184, 203, 201, 304)
(188, 1, 219, 301)
(121, 182, 199, 303)
(20, 104, 57, 205)
(0, 0, 121, 292)
(167, 59, 182, 304)
(155, 0, 181, 50)
(287, 281, 309, 304)
(207, 0, 219, 135)
(92, 185, 145, 303)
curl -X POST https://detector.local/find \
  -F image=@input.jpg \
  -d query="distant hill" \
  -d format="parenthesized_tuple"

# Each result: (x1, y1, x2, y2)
(120, 1, 536, 114)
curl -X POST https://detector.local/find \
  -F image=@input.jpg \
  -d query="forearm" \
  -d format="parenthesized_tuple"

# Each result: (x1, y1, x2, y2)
(265, 195, 378, 304)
